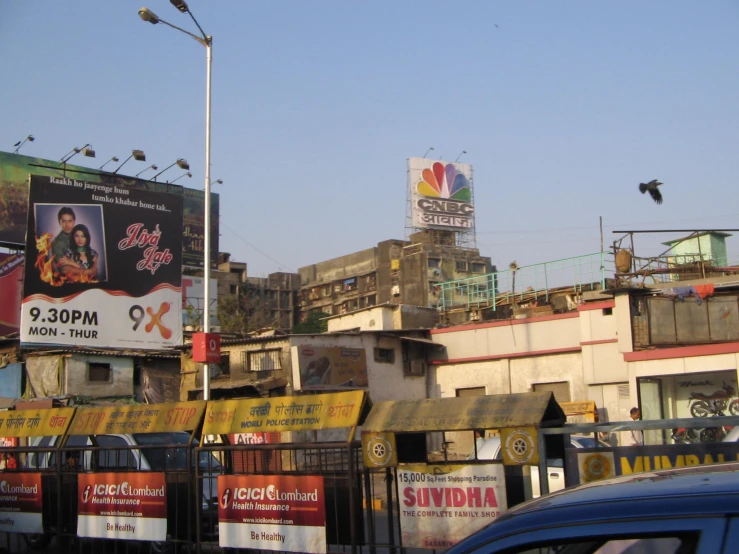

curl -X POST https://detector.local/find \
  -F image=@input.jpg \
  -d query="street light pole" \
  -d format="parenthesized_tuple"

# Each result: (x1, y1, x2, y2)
(139, 2, 213, 400)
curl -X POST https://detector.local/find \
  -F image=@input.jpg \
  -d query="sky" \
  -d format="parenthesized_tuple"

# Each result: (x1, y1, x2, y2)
(3, 1, 738, 277)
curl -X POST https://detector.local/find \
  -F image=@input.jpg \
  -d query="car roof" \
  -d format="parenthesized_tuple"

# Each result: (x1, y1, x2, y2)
(455, 463, 739, 548)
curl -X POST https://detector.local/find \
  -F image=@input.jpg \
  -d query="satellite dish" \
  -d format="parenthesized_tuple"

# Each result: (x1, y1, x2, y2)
(509, 261, 519, 271)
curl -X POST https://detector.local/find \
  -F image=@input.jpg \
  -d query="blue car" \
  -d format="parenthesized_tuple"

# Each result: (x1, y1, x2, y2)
(446, 462, 739, 554)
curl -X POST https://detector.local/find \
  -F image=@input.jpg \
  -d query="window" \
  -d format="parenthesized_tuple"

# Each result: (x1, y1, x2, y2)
(94, 435, 137, 470)
(244, 350, 282, 372)
(471, 262, 486, 273)
(374, 348, 395, 363)
(603, 307, 613, 315)
(504, 535, 694, 554)
(230, 284, 238, 294)
(533, 381, 571, 403)
(344, 278, 357, 292)
(455, 261, 468, 272)
(88, 362, 112, 382)
(428, 258, 441, 268)
(219, 352, 230, 376)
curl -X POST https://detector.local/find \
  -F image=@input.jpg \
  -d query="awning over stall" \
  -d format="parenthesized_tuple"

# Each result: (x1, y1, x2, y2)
(363, 391, 565, 433)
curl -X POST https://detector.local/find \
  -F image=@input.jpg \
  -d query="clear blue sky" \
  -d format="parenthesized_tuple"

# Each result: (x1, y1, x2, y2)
(4, 1, 738, 276)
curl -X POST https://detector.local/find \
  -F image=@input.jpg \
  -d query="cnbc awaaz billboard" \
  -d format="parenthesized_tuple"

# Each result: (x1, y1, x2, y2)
(20, 175, 183, 350)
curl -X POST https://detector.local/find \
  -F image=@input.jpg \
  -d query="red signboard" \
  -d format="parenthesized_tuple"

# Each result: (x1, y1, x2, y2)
(192, 332, 221, 363)
(0, 473, 43, 534)
(218, 474, 326, 552)
(77, 472, 167, 541)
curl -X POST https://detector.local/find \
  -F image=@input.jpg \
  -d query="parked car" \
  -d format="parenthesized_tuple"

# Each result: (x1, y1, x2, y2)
(469, 435, 605, 497)
(446, 462, 739, 554)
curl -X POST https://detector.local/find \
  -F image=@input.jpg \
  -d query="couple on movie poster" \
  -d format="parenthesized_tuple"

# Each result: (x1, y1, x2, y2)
(33, 203, 108, 285)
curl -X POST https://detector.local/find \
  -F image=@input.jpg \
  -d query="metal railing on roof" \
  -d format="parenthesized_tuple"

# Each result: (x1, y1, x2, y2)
(437, 251, 615, 312)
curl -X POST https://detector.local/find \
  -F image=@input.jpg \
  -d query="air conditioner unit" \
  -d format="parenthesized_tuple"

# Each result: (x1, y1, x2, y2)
(404, 359, 426, 377)
(469, 310, 480, 321)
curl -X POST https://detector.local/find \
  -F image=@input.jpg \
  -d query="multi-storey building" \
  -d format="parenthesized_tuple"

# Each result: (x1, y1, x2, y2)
(298, 230, 493, 317)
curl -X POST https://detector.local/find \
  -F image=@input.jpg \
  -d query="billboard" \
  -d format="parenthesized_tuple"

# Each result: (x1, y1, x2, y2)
(408, 157, 474, 231)
(182, 275, 218, 328)
(0, 252, 24, 337)
(20, 175, 183, 350)
(295, 345, 368, 390)
(0, 151, 218, 268)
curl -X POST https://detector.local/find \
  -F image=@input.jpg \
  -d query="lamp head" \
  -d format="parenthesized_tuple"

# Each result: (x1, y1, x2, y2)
(151, 165, 158, 171)
(215, 179, 223, 185)
(170, 0, 189, 13)
(82, 147, 96, 158)
(176, 158, 190, 170)
(186, 172, 192, 178)
(28, 135, 35, 142)
(138, 7, 160, 24)
(132, 149, 146, 161)
(112, 156, 120, 162)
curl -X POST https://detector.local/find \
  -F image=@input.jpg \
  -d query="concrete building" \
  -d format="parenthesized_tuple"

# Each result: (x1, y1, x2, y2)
(298, 230, 493, 317)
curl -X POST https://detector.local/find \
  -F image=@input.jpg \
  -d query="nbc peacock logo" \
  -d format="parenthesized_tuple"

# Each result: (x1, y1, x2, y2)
(417, 162, 471, 202)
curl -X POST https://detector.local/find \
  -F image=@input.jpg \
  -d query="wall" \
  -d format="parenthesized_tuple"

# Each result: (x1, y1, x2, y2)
(431, 313, 581, 361)
(326, 306, 396, 332)
(65, 355, 134, 397)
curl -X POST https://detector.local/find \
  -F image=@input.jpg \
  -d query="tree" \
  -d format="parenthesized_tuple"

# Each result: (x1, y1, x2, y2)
(292, 310, 328, 334)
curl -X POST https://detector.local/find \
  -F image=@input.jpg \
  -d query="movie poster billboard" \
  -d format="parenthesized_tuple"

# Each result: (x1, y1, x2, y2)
(0, 252, 24, 337)
(408, 157, 474, 231)
(398, 464, 507, 549)
(218, 474, 326, 553)
(0, 473, 43, 534)
(295, 345, 368, 390)
(77, 472, 167, 541)
(20, 175, 183, 350)
(0, 151, 218, 268)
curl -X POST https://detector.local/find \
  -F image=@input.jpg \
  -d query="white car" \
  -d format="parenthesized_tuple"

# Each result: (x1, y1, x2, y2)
(470, 435, 598, 498)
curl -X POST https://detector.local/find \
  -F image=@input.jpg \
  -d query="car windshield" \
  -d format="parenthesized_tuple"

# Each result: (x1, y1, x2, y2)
(133, 432, 222, 471)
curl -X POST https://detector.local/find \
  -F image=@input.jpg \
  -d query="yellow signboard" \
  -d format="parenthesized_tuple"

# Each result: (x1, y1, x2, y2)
(202, 391, 366, 435)
(0, 408, 75, 437)
(362, 392, 564, 433)
(68, 401, 206, 436)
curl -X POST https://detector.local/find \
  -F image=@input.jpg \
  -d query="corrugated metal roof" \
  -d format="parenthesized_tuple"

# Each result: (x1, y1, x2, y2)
(24, 348, 180, 359)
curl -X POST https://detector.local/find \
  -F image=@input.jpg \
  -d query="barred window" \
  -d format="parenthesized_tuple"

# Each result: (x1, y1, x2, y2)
(242, 350, 282, 372)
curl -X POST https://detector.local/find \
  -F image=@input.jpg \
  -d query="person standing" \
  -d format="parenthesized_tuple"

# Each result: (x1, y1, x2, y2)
(50, 206, 76, 265)
(630, 407, 644, 446)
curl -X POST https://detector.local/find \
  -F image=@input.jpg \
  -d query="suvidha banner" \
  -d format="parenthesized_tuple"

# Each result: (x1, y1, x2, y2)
(398, 464, 507, 549)
(21, 175, 183, 349)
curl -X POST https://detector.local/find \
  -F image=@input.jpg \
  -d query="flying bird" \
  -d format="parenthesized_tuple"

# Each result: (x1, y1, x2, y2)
(639, 179, 663, 204)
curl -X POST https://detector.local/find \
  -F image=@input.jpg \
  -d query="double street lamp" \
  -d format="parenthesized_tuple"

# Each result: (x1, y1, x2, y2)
(139, 0, 214, 400)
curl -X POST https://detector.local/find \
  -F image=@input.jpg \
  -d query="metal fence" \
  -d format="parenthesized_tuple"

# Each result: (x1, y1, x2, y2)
(437, 252, 614, 312)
